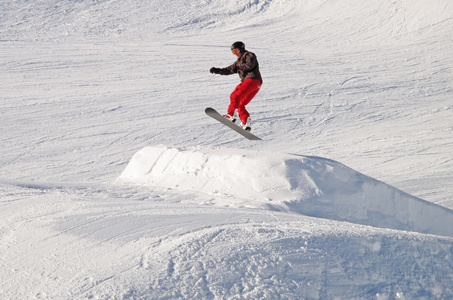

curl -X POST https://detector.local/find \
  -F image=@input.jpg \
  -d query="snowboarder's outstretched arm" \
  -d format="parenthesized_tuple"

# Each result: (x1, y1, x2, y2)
(210, 62, 237, 75)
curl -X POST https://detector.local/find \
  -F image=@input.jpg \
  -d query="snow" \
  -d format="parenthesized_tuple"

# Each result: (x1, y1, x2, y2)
(1, 0, 453, 299)
(120, 145, 453, 238)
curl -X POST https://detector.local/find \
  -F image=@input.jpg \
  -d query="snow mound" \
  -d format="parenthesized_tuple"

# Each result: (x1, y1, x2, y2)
(120, 146, 453, 237)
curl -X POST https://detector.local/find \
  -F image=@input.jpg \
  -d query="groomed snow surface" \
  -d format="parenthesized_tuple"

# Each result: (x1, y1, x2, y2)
(1, 0, 453, 299)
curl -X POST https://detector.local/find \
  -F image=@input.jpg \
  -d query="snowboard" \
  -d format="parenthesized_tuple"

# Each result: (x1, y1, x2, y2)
(205, 107, 262, 140)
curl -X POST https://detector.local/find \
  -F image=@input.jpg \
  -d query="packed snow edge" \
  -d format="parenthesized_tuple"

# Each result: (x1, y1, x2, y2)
(119, 146, 453, 237)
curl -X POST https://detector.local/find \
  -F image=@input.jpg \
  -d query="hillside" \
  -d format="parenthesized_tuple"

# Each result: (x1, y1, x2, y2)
(1, 0, 452, 299)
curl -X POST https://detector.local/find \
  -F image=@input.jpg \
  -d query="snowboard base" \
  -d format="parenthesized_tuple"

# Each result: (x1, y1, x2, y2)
(205, 107, 262, 140)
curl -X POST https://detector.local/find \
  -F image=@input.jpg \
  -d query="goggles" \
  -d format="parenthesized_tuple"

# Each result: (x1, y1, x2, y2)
(232, 48, 241, 55)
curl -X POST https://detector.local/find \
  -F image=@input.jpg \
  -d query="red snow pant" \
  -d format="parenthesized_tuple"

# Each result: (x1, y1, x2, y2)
(227, 78, 261, 124)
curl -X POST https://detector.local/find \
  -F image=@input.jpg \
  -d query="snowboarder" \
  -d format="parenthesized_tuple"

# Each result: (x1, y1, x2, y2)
(210, 41, 262, 131)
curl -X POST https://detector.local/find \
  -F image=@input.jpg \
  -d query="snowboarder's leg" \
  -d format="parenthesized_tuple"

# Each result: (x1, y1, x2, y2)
(227, 83, 242, 117)
(236, 79, 261, 124)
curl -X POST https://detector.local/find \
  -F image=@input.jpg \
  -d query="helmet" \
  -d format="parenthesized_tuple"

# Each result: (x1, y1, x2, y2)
(231, 41, 245, 54)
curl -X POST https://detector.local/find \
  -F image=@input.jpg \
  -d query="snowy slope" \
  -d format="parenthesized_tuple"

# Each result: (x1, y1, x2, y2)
(1, 184, 451, 299)
(1, 0, 453, 299)
(1, 0, 452, 206)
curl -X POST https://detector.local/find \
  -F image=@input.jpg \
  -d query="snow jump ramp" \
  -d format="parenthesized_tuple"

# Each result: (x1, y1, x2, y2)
(120, 146, 453, 237)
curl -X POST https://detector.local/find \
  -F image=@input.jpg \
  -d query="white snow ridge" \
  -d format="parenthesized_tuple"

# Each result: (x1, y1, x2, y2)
(121, 146, 453, 237)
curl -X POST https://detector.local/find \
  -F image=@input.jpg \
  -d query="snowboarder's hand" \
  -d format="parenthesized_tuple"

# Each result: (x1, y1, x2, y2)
(210, 67, 220, 74)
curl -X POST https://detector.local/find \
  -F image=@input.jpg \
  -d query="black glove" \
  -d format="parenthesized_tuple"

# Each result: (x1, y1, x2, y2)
(210, 67, 221, 74)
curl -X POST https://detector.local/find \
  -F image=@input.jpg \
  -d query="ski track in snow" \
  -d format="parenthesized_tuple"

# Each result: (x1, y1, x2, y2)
(1, 0, 453, 299)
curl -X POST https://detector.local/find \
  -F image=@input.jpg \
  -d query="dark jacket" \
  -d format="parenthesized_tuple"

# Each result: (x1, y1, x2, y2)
(218, 50, 262, 83)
